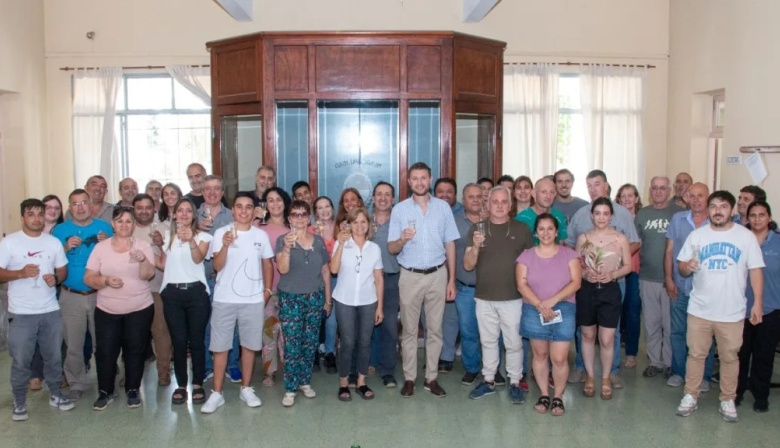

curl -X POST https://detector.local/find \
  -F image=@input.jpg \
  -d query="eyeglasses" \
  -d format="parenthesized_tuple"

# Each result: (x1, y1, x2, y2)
(355, 255, 363, 273)
(70, 201, 88, 207)
(290, 212, 310, 218)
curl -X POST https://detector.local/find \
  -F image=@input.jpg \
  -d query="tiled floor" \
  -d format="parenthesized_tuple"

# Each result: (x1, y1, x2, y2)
(0, 347, 778, 448)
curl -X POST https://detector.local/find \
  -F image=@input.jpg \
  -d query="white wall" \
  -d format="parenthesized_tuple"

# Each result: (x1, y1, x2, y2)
(668, 0, 780, 208)
(42, 0, 670, 197)
(0, 0, 47, 234)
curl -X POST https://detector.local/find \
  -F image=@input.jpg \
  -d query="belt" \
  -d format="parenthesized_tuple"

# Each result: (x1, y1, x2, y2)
(61, 285, 96, 296)
(402, 263, 445, 275)
(166, 281, 202, 290)
(457, 280, 476, 288)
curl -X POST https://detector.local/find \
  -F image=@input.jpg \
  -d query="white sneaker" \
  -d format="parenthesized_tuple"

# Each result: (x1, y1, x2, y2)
(719, 399, 739, 422)
(49, 394, 75, 411)
(200, 391, 225, 414)
(239, 386, 262, 408)
(676, 393, 698, 417)
(299, 385, 316, 398)
(282, 392, 296, 407)
(700, 380, 711, 393)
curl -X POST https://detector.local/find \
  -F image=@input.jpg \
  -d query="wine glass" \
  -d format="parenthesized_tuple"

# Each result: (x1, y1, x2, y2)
(314, 220, 324, 236)
(31, 264, 41, 289)
(258, 201, 267, 225)
(175, 221, 186, 247)
(476, 222, 486, 248)
(203, 204, 212, 220)
(344, 223, 353, 248)
(128, 237, 138, 263)
(691, 244, 701, 272)
(230, 222, 239, 248)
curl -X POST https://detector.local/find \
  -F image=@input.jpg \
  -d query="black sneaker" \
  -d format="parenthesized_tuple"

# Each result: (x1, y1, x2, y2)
(324, 353, 337, 374)
(494, 372, 507, 386)
(312, 352, 321, 372)
(642, 365, 664, 378)
(93, 391, 113, 411)
(461, 371, 479, 386)
(711, 372, 720, 383)
(126, 389, 142, 408)
(382, 375, 398, 388)
(438, 360, 453, 374)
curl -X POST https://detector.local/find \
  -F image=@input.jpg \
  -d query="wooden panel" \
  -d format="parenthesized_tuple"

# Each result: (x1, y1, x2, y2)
(315, 45, 401, 92)
(212, 40, 262, 105)
(453, 46, 499, 102)
(273, 45, 309, 92)
(407, 46, 442, 93)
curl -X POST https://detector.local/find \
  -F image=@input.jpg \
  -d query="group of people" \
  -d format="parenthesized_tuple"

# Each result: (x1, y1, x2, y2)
(0, 161, 777, 424)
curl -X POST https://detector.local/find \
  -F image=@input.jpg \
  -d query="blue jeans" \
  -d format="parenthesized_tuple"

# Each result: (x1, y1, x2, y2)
(621, 272, 642, 357)
(440, 301, 459, 362)
(323, 275, 338, 354)
(454, 284, 482, 373)
(575, 278, 625, 374)
(204, 278, 240, 373)
(671, 292, 715, 378)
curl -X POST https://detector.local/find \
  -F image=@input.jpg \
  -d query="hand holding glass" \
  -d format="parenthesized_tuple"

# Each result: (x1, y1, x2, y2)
(475, 222, 486, 248)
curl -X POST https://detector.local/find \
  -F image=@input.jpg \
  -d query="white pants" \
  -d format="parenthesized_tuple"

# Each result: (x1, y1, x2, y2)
(475, 298, 523, 384)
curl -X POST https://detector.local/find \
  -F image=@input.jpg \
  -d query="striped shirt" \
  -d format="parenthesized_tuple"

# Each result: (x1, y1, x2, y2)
(388, 195, 460, 269)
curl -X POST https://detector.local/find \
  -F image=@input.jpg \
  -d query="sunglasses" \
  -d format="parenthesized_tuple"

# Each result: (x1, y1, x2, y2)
(290, 212, 310, 218)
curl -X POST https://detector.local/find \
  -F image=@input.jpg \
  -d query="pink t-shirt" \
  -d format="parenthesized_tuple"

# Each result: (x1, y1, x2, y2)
(517, 246, 579, 304)
(86, 238, 155, 314)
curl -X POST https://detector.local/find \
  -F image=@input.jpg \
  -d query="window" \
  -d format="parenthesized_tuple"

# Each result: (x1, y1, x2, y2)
(556, 75, 588, 198)
(116, 74, 211, 190)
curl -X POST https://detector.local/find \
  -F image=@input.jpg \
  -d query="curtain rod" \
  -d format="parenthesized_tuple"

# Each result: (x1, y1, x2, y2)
(59, 64, 210, 71)
(504, 62, 655, 69)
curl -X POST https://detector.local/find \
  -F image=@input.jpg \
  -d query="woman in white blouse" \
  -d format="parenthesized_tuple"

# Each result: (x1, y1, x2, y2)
(154, 197, 212, 406)
(329, 207, 384, 401)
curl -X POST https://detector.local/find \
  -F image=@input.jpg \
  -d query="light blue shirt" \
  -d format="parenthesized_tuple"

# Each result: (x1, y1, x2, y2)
(388, 195, 460, 269)
(564, 201, 640, 247)
(747, 230, 780, 316)
(665, 210, 709, 295)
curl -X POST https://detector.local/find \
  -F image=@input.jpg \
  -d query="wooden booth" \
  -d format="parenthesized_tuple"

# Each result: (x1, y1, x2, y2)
(207, 31, 505, 202)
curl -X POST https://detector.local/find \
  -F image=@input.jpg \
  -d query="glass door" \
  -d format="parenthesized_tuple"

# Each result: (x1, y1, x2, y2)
(220, 114, 262, 201)
(456, 113, 495, 189)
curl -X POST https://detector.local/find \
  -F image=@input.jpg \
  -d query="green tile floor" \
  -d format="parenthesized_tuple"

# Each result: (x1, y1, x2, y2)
(0, 347, 778, 448)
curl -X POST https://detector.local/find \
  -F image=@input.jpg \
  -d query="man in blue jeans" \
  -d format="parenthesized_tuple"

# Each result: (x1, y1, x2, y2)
(664, 182, 715, 391)
(434, 177, 462, 374)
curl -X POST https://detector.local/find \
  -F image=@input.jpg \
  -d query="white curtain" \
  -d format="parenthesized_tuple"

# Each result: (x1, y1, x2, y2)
(167, 65, 211, 106)
(580, 64, 647, 192)
(502, 64, 559, 180)
(72, 67, 122, 200)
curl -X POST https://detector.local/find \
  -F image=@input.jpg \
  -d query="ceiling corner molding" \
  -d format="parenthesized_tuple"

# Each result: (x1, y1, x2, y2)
(463, 0, 500, 23)
(214, 0, 253, 22)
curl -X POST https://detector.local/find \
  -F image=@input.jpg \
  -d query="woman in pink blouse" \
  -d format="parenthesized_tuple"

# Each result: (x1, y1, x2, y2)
(84, 206, 156, 411)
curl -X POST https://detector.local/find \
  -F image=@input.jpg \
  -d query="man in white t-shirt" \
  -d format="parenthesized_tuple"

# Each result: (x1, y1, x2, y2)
(201, 193, 274, 413)
(0, 199, 74, 421)
(675, 190, 764, 423)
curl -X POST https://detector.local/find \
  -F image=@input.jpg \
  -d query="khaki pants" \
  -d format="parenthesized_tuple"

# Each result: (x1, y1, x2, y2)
(399, 268, 447, 382)
(60, 289, 96, 392)
(684, 314, 743, 400)
(151, 292, 172, 379)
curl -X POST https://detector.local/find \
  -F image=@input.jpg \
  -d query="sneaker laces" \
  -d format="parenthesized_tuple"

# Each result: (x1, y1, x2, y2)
(680, 394, 696, 407)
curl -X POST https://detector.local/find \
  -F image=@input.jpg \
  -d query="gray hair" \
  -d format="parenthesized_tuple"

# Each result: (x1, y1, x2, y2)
(488, 185, 511, 202)
(203, 174, 224, 188)
(461, 182, 482, 197)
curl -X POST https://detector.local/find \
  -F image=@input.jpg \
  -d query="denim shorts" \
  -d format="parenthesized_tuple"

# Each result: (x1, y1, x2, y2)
(521, 301, 576, 342)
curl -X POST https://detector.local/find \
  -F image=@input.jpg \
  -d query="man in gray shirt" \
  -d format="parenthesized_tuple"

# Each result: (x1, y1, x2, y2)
(552, 168, 589, 224)
(635, 176, 683, 378)
(434, 177, 461, 374)
(565, 169, 640, 389)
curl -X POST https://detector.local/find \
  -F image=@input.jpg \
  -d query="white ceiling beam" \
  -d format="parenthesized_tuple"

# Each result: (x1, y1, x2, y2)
(214, 0, 253, 22)
(463, 0, 500, 23)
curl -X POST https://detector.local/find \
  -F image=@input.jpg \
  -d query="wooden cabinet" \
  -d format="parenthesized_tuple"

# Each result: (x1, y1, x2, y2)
(207, 31, 505, 200)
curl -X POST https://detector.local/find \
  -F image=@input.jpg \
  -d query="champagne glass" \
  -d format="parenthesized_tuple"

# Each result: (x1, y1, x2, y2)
(258, 201, 267, 225)
(230, 222, 239, 248)
(203, 204, 212, 221)
(315, 220, 324, 236)
(344, 223, 353, 248)
(128, 237, 138, 263)
(32, 264, 41, 289)
(476, 222, 486, 248)
(595, 266, 603, 290)
(691, 244, 701, 272)
(176, 221, 185, 247)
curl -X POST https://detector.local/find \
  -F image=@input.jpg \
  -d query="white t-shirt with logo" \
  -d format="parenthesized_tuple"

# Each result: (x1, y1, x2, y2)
(0, 231, 68, 314)
(678, 224, 764, 322)
(210, 225, 274, 304)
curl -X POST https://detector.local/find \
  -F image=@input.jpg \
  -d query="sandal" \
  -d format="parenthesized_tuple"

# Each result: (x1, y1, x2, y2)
(356, 385, 374, 400)
(192, 386, 206, 404)
(338, 387, 352, 402)
(600, 378, 612, 400)
(551, 398, 565, 416)
(534, 395, 550, 414)
(171, 387, 187, 405)
(583, 376, 596, 397)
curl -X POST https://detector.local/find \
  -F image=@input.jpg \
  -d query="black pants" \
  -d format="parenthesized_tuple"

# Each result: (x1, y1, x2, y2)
(95, 305, 154, 395)
(737, 309, 780, 404)
(161, 283, 211, 387)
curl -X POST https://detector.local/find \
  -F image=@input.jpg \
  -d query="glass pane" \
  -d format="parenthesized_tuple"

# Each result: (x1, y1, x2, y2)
(174, 80, 210, 110)
(126, 77, 173, 110)
(318, 100, 399, 206)
(125, 113, 211, 189)
(221, 115, 262, 201)
(456, 113, 495, 190)
(408, 100, 441, 182)
(276, 101, 309, 193)
(115, 78, 126, 111)
(558, 75, 581, 110)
